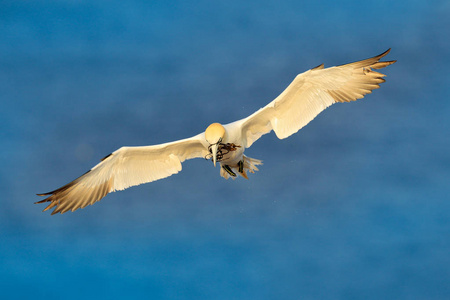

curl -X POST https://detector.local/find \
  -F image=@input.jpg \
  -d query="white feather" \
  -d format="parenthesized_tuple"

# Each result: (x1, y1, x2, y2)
(37, 134, 208, 214)
(233, 49, 395, 147)
(37, 49, 395, 214)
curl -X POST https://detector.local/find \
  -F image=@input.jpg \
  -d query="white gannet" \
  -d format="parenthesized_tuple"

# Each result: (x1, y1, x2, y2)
(36, 49, 396, 214)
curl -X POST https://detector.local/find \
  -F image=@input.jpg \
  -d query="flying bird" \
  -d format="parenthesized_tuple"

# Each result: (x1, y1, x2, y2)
(36, 49, 396, 214)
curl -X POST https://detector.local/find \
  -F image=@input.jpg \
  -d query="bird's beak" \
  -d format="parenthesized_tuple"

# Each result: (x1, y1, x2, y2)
(210, 143, 219, 167)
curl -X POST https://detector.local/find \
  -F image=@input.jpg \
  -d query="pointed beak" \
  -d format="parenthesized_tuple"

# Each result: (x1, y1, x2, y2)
(210, 143, 219, 167)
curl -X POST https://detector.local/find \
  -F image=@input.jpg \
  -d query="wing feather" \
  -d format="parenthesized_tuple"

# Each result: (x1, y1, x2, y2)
(36, 134, 208, 214)
(235, 49, 395, 147)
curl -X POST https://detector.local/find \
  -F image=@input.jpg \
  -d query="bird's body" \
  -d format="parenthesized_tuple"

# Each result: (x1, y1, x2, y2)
(37, 49, 396, 214)
(204, 122, 263, 179)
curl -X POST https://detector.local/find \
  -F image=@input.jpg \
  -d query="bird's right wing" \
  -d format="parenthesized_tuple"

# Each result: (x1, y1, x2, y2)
(233, 49, 396, 148)
(36, 133, 208, 214)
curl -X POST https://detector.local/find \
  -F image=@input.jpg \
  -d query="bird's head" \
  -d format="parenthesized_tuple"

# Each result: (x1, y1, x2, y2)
(205, 123, 226, 167)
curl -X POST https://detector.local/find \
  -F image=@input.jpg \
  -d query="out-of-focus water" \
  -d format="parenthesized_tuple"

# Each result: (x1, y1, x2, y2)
(1, 1, 449, 299)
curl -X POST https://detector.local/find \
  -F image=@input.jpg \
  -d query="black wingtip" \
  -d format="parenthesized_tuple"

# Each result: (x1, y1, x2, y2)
(378, 48, 391, 58)
(311, 63, 325, 70)
(101, 153, 113, 161)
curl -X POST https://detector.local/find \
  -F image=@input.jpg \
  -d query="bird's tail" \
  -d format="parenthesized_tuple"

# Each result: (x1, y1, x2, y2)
(220, 155, 263, 180)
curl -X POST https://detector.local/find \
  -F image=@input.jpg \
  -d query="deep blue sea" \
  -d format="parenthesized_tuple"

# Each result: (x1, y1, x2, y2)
(1, 1, 449, 299)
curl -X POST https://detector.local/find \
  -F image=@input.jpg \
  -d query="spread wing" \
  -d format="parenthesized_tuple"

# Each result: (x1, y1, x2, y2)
(36, 134, 208, 214)
(234, 49, 396, 147)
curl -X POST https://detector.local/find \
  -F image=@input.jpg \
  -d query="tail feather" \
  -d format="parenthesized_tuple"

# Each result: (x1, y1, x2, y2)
(220, 155, 263, 180)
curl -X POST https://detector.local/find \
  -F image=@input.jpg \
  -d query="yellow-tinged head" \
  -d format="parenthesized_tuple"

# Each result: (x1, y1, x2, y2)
(205, 123, 225, 144)
(205, 123, 226, 167)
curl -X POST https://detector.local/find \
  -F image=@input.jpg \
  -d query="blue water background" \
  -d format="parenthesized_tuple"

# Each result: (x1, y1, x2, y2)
(1, 0, 449, 299)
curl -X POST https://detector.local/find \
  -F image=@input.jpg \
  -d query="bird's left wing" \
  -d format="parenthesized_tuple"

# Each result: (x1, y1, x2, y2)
(36, 134, 208, 214)
(232, 49, 396, 148)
